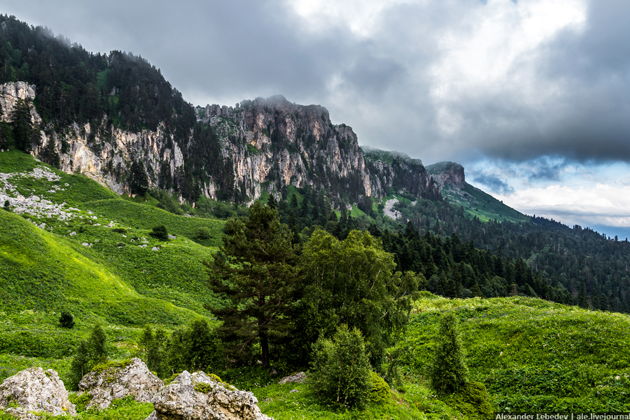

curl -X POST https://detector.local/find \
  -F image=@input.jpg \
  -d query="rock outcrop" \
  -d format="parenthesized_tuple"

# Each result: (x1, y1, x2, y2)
(0, 81, 446, 205)
(0, 81, 41, 125)
(426, 161, 466, 190)
(148, 371, 270, 420)
(197, 96, 374, 203)
(0, 367, 76, 419)
(278, 372, 306, 385)
(78, 358, 164, 410)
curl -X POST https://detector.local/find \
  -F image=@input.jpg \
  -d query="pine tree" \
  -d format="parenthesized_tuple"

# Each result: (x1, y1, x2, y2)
(11, 99, 34, 152)
(430, 313, 468, 394)
(129, 160, 149, 196)
(209, 201, 300, 367)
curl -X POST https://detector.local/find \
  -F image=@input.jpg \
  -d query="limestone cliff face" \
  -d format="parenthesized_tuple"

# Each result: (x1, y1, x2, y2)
(364, 149, 440, 199)
(197, 96, 374, 202)
(0, 81, 41, 125)
(0, 82, 186, 195)
(39, 122, 186, 195)
(426, 161, 466, 190)
(1, 82, 445, 204)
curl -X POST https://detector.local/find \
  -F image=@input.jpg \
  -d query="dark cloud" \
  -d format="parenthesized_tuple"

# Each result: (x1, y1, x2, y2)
(471, 173, 514, 194)
(1, 0, 629, 163)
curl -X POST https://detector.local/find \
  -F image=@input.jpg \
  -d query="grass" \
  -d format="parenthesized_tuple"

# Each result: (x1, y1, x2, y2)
(440, 183, 529, 223)
(397, 294, 630, 413)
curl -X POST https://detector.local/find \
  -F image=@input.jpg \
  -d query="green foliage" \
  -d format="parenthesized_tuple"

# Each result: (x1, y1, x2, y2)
(367, 371, 391, 404)
(430, 313, 468, 394)
(128, 161, 149, 196)
(299, 229, 419, 367)
(59, 312, 75, 329)
(10, 99, 37, 152)
(149, 225, 169, 241)
(194, 382, 214, 393)
(69, 325, 108, 389)
(209, 201, 300, 367)
(399, 295, 630, 413)
(194, 227, 211, 240)
(159, 320, 223, 376)
(310, 325, 371, 409)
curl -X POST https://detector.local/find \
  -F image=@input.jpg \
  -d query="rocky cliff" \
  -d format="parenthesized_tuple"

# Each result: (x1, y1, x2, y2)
(1, 81, 448, 205)
(426, 161, 466, 190)
(196, 96, 374, 203)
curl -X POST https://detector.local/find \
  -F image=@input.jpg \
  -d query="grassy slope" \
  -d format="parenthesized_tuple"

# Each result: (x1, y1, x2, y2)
(250, 295, 630, 418)
(399, 295, 630, 413)
(0, 151, 225, 384)
(440, 183, 529, 223)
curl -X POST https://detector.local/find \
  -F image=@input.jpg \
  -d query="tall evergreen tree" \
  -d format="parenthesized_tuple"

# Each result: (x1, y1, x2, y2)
(209, 201, 300, 367)
(430, 313, 468, 394)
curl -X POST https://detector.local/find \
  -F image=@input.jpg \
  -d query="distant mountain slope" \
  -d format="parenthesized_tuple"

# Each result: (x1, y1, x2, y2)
(427, 161, 528, 223)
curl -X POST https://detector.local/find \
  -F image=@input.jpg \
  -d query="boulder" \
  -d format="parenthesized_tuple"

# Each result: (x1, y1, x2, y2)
(79, 358, 164, 410)
(278, 372, 306, 385)
(0, 367, 76, 419)
(148, 371, 271, 420)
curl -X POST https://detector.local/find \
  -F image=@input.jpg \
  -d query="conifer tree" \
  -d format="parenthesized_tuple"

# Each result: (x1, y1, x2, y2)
(209, 201, 299, 367)
(430, 313, 468, 394)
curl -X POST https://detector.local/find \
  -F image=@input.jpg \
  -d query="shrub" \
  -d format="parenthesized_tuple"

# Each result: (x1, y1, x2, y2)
(430, 313, 468, 394)
(59, 312, 75, 329)
(443, 381, 494, 419)
(367, 371, 391, 404)
(194, 227, 211, 240)
(149, 225, 169, 241)
(310, 325, 371, 409)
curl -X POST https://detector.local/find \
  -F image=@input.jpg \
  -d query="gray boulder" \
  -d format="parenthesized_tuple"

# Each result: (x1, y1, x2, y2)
(278, 372, 306, 385)
(79, 358, 164, 410)
(148, 371, 271, 420)
(0, 367, 76, 419)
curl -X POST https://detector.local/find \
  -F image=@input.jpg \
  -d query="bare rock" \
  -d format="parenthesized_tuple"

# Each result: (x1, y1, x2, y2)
(148, 371, 271, 420)
(278, 372, 306, 385)
(79, 358, 164, 410)
(0, 367, 76, 419)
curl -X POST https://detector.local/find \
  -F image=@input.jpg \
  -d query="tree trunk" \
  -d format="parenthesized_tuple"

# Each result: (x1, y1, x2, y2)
(259, 317, 269, 367)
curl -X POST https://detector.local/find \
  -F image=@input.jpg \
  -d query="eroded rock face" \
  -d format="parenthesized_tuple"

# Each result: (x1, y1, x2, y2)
(0, 81, 41, 124)
(149, 371, 271, 420)
(426, 161, 466, 190)
(0, 367, 76, 419)
(78, 358, 164, 410)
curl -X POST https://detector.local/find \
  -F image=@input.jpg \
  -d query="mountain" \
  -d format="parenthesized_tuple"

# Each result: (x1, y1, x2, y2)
(427, 161, 528, 223)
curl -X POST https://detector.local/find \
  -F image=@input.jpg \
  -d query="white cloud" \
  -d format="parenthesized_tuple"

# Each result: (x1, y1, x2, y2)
(469, 158, 630, 228)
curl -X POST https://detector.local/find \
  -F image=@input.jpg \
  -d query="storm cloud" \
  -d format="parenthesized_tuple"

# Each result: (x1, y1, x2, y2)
(2, 0, 628, 164)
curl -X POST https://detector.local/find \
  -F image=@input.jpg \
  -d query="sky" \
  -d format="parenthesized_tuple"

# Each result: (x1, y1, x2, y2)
(1, 0, 629, 237)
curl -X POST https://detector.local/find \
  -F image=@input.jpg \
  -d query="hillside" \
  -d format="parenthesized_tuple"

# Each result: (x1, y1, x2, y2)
(427, 161, 528, 223)
(251, 295, 630, 418)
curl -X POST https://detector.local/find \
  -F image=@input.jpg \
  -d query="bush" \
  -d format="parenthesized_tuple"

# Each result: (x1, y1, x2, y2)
(443, 381, 494, 419)
(310, 325, 371, 409)
(59, 312, 75, 329)
(194, 227, 211, 240)
(149, 225, 169, 241)
(430, 313, 469, 395)
(367, 371, 391, 404)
